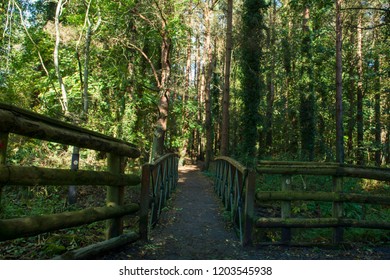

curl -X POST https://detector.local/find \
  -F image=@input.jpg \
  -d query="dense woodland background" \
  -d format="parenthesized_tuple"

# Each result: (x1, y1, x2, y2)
(0, 0, 389, 168)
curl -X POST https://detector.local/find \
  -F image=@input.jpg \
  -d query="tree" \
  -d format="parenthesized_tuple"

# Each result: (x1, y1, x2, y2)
(54, 0, 69, 114)
(299, 3, 315, 161)
(220, 0, 233, 156)
(335, 0, 344, 163)
(240, 0, 267, 162)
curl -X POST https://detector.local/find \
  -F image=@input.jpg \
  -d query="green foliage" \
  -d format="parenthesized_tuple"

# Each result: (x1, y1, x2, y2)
(238, 0, 268, 162)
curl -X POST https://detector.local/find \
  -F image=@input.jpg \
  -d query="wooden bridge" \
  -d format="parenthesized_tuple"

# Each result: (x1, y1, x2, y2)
(1, 104, 390, 259)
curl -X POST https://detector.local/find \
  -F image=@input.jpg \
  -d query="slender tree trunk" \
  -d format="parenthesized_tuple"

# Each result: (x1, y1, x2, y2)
(264, 0, 276, 156)
(152, 32, 171, 161)
(151, 1, 172, 161)
(184, 0, 193, 102)
(203, 1, 214, 170)
(374, 56, 381, 166)
(335, 0, 344, 163)
(356, 12, 364, 165)
(220, 0, 233, 156)
(299, 5, 315, 161)
(83, 24, 91, 117)
(347, 30, 355, 161)
(54, 0, 68, 114)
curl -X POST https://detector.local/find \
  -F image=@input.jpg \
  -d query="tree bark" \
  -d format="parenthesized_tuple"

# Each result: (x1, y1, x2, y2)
(151, 2, 172, 161)
(264, 1, 276, 156)
(373, 56, 381, 166)
(203, 1, 215, 170)
(220, 0, 233, 156)
(54, 0, 68, 114)
(299, 5, 315, 161)
(356, 12, 364, 165)
(335, 0, 344, 163)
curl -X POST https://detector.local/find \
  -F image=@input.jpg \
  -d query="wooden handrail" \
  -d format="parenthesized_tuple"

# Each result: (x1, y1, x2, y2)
(0, 103, 140, 158)
(257, 162, 390, 181)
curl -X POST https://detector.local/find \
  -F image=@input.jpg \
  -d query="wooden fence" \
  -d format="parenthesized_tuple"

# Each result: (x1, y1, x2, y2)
(255, 161, 390, 245)
(0, 103, 152, 259)
(214, 156, 256, 246)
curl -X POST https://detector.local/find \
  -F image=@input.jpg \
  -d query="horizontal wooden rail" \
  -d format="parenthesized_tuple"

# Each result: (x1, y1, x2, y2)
(0, 165, 140, 186)
(0, 104, 140, 158)
(256, 218, 390, 230)
(53, 232, 140, 259)
(257, 162, 390, 181)
(0, 204, 139, 241)
(256, 191, 390, 205)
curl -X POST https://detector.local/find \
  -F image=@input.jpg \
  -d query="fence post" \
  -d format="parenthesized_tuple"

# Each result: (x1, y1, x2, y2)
(68, 146, 79, 205)
(0, 132, 9, 209)
(281, 175, 292, 244)
(243, 169, 255, 246)
(332, 176, 344, 244)
(106, 153, 124, 239)
(140, 164, 151, 241)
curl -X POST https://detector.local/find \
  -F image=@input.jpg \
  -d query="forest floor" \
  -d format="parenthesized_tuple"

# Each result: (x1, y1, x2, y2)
(101, 164, 390, 260)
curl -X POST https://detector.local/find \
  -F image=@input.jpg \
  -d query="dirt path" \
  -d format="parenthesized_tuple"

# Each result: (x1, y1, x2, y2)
(101, 165, 389, 260)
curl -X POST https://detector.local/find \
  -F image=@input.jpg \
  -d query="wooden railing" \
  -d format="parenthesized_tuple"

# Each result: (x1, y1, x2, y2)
(255, 161, 390, 245)
(140, 153, 179, 240)
(214, 156, 256, 246)
(0, 103, 142, 259)
(213, 157, 390, 246)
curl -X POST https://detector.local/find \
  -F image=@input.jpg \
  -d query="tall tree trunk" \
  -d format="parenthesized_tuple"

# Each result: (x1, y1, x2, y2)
(240, 0, 266, 163)
(299, 5, 315, 161)
(83, 23, 91, 117)
(151, 2, 172, 161)
(335, 0, 344, 163)
(374, 56, 381, 166)
(54, 0, 68, 114)
(220, 0, 233, 156)
(264, 0, 276, 156)
(184, 0, 193, 102)
(346, 29, 356, 162)
(356, 12, 364, 165)
(203, 1, 214, 170)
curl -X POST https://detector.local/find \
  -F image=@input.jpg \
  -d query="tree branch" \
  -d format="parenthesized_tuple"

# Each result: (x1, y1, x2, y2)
(127, 42, 161, 89)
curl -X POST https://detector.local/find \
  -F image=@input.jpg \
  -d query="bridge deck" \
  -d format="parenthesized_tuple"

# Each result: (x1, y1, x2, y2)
(101, 165, 390, 260)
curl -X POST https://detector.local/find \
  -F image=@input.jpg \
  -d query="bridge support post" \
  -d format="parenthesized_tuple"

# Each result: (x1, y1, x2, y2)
(332, 176, 344, 244)
(0, 132, 9, 209)
(243, 170, 255, 246)
(281, 175, 292, 244)
(106, 153, 124, 239)
(140, 164, 151, 241)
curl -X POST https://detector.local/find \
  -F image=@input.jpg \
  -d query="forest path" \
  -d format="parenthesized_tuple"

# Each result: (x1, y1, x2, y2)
(101, 164, 390, 260)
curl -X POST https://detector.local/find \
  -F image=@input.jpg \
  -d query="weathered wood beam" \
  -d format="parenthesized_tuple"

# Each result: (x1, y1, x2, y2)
(0, 165, 140, 186)
(256, 191, 390, 205)
(256, 165, 390, 181)
(0, 204, 139, 241)
(106, 153, 124, 239)
(255, 217, 390, 230)
(0, 132, 8, 206)
(54, 231, 139, 260)
(0, 107, 140, 158)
